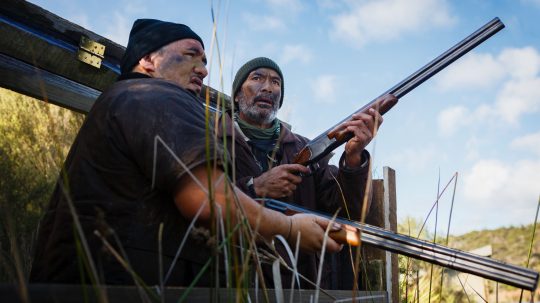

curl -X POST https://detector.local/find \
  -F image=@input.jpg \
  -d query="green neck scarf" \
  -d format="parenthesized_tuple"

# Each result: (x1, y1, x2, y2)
(234, 113, 280, 140)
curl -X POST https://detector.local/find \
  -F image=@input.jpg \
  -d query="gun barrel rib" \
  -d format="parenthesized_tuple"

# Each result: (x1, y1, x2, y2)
(262, 199, 539, 291)
(298, 18, 505, 166)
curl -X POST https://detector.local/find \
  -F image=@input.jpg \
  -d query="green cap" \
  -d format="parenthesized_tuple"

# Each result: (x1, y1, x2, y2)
(232, 57, 284, 108)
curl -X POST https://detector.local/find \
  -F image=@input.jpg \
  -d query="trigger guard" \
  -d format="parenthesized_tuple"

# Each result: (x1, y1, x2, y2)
(299, 162, 320, 177)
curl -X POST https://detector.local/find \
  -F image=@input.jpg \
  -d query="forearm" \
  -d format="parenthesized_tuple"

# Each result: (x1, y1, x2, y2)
(315, 150, 371, 218)
(338, 150, 372, 217)
(174, 165, 290, 240)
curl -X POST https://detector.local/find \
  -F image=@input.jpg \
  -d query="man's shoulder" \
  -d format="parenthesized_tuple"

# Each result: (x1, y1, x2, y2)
(93, 78, 202, 114)
(110, 78, 197, 99)
(280, 123, 310, 145)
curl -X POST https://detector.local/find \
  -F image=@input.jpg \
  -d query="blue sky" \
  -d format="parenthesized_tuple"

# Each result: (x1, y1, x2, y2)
(32, 0, 540, 236)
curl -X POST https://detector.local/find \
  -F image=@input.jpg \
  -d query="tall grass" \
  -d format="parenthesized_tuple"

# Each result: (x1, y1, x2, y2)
(1, 2, 540, 303)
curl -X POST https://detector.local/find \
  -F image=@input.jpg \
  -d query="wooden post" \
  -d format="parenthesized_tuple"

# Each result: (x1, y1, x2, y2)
(0, 0, 230, 112)
(383, 167, 399, 303)
(363, 167, 398, 302)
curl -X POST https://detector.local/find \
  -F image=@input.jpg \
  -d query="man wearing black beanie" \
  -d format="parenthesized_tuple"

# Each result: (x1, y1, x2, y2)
(31, 19, 342, 287)
(219, 57, 397, 289)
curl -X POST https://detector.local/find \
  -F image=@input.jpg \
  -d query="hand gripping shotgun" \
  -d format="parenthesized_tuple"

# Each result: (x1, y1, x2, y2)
(261, 198, 539, 291)
(293, 17, 505, 168)
(280, 18, 539, 290)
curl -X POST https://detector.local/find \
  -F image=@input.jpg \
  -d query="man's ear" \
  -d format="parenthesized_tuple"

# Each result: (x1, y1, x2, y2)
(137, 54, 156, 73)
(234, 90, 242, 102)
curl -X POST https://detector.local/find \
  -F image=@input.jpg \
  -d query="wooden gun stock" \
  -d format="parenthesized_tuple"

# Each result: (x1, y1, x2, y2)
(294, 17, 505, 166)
(260, 198, 539, 291)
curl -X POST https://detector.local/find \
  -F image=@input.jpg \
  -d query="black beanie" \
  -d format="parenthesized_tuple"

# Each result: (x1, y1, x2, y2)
(120, 19, 204, 74)
(232, 57, 284, 108)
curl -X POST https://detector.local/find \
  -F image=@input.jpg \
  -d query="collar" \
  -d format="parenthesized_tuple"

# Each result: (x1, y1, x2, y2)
(219, 112, 297, 144)
(117, 72, 152, 81)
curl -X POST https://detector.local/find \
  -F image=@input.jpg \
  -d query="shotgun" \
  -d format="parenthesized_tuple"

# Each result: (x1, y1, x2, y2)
(293, 17, 505, 167)
(260, 198, 539, 291)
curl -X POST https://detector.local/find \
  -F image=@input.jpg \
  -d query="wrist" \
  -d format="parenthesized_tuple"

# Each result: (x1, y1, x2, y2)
(345, 153, 362, 168)
(342, 150, 369, 171)
(344, 151, 364, 168)
(286, 216, 293, 241)
(246, 177, 257, 197)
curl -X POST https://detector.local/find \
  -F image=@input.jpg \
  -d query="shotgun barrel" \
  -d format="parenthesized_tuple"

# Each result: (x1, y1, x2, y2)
(261, 198, 539, 291)
(294, 17, 505, 166)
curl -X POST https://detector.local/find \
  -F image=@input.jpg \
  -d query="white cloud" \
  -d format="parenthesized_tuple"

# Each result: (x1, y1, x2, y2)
(436, 47, 540, 91)
(437, 104, 492, 137)
(311, 75, 338, 103)
(280, 44, 314, 64)
(462, 159, 540, 220)
(242, 13, 286, 31)
(103, 12, 131, 46)
(437, 106, 469, 136)
(464, 136, 481, 160)
(240, 0, 302, 34)
(498, 47, 540, 80)
(462, 159, 509, 202)
(122, 0, 147, 15)
(385, 145, 444, 171)
(266, 0, 303, 13)
(436, 46, 540, 133)
(522, 0, 540, 8)
(330, 0, 456, 48)
(316, 0, 342, 10)
(69, 14, 91, 31)
(511, 131, 540, 156)
(494, 77, 540, 124)
(436, 53, 505, 91)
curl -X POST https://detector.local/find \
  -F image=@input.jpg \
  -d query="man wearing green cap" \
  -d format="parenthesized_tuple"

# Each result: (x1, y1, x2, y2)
(221, 57, 397, 289)
(30, 20, 343, 286)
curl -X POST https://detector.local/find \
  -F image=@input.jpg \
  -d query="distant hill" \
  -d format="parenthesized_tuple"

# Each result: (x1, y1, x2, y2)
(447, 224, 540, 272)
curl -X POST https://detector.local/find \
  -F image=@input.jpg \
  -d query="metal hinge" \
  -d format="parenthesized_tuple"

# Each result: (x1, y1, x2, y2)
(77, 36, 105, 68)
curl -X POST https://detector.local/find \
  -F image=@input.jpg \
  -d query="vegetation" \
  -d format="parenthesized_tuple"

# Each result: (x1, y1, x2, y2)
(1, 87, 539, 303)
(0, 87, 84, 282)
(398, 216, 540, 302)
(449, 225, 540, 270)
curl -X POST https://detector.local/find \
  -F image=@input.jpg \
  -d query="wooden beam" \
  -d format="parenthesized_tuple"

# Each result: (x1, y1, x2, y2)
(0, 284, 389, 303)
(383, 166, 399, 303)
(0, 0, 230, 113)
(0, 52, 99, 113)
(0, 0, 122, 92)
(363, 169, 399, 302)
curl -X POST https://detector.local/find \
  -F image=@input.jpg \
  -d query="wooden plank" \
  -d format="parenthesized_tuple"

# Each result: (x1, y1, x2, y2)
(362, 171, 399, 302)
(0, 53, 98, 113)
(0, 0, 230, 113)
(362, 179, 386, 291)
(0, 284, 389, 303)
(383, 166, 399, 303)
(0, 0, 122, 92)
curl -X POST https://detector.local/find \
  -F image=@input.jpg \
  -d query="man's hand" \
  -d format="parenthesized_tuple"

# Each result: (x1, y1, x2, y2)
(288, 213, 343, 253)
(253, 164, 310, 198)
(175, 165, 343, 254)
(334, 94, 396, 168)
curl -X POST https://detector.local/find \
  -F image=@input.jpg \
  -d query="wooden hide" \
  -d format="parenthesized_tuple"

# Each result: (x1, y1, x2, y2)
(0, 0, 230, 113)
(0, 0, 398, 299)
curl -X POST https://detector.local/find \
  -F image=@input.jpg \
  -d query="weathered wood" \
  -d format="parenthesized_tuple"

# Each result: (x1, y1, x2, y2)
(0, 0, 122, 92)
(362, 169, 399, 302)
(383, 166, 399, 303)
(362, 180, 386, 291)
(0, 284, 389, 303)
(0, 53, 99, 113)
(0, 0, 230, 113)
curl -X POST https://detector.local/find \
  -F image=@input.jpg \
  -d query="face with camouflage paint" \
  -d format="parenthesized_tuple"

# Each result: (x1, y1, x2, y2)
(236, 68, 282, 128)
(151, 39, 208, 94)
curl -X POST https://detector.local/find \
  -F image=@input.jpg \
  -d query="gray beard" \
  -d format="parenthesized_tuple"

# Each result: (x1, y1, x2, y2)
(238, 101, 278, 125)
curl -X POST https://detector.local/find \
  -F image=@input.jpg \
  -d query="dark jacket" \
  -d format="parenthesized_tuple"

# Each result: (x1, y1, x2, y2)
(218, 113, 371, 289)
(30, 76, 223, 286)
